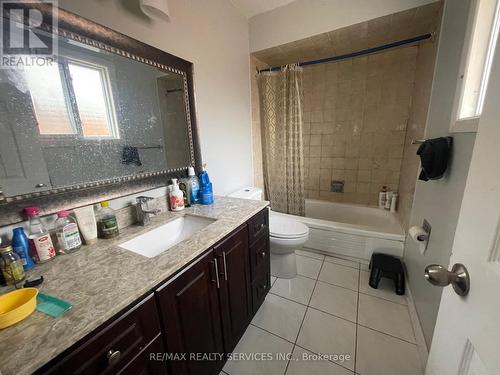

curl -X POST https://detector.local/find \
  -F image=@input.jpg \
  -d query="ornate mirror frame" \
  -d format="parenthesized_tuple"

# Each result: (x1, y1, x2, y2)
(0, 2, 202, 225)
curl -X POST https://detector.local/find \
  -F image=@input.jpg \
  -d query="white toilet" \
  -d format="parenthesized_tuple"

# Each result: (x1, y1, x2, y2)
(228, 187, 310, 279)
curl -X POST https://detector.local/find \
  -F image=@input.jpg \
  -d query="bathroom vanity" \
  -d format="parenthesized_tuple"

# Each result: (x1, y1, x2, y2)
(0, 4, 270, 374)
(0, 198, 269, 375)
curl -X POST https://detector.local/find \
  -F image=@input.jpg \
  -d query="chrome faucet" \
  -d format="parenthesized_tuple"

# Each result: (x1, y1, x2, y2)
(136, 196, 161, 226)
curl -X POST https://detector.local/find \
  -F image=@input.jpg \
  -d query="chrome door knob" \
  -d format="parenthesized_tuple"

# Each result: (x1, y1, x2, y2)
(424, 263, 470, 296)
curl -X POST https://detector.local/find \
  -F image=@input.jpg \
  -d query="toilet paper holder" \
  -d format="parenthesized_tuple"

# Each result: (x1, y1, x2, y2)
(409, 219, 432, 254)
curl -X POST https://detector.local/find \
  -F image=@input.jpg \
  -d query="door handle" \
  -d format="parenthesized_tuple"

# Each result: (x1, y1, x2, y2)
(424, 263, 470, 296)
(222, 252, 228, 281)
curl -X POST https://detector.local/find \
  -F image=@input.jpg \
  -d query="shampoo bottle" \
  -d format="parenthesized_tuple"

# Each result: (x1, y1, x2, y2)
(390, 193, 398, 213)
(11, 227, 35, 271)
(378, 186, 387, 209)
(169, 179, 185, 211)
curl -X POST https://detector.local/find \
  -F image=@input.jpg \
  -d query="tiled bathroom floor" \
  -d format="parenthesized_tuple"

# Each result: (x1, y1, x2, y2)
(221, 249, 423, 375)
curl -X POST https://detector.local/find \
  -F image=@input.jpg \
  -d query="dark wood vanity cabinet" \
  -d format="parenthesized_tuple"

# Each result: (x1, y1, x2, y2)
(37, 209, 270, 375)
(214, 225, 252, 353)
(38, 293, 165, 375)
(155, 250, 225, 375)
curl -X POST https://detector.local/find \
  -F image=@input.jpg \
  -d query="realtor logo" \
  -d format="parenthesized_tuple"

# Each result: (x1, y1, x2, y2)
(0, 0, 57, 67)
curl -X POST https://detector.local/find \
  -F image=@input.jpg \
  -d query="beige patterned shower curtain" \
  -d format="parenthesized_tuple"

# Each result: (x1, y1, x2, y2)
(257, 65, 305, 216)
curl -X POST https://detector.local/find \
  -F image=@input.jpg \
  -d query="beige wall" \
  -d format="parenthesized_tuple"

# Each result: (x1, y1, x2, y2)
(250, 0, 440, 51)
(58, 0, 253, 196)
(302, 47, 417, 205)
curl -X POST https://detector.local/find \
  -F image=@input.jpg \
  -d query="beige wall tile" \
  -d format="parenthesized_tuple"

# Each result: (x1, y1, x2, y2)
(251, 2, 441, 211)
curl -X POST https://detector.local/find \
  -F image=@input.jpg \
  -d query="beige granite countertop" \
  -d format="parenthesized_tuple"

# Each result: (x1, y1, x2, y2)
(0, 196, 268, 375)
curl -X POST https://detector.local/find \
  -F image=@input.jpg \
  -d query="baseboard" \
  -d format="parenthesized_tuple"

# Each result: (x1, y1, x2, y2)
(405, 282, 429, 371)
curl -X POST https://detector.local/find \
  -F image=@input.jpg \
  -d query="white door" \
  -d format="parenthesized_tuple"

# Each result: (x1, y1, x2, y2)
(425, 28, 500, 375)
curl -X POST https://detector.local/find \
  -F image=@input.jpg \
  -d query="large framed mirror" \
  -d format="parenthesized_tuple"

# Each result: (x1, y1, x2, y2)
(0, 2, 201, 224)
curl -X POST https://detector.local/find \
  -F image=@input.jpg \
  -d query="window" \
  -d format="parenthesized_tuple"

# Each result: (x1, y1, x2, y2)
(452, 0, 500, 132)
(25, 58, 119, 139)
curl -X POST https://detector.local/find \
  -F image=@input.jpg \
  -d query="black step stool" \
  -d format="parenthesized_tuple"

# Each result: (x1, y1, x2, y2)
(369, 253, 405, 295)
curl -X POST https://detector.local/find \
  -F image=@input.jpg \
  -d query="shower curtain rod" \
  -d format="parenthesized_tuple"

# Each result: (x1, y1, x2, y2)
(258, 32, 434, 73)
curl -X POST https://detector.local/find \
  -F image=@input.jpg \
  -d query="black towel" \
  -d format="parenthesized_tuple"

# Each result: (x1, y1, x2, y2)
(417, 137, 452, 181)
(121, 146, 142, 166)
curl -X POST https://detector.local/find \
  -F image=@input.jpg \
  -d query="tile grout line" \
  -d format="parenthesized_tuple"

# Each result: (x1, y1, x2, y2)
(283, 257, 326, 375)
(356, 323, 418, 346)
(354, 262, 361, 374)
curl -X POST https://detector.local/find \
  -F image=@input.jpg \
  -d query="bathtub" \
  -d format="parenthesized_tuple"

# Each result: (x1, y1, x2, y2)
(272, 199, 405, 261)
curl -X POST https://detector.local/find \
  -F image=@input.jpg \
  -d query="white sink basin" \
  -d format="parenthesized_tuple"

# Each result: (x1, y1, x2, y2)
(119, 215, 216, 258)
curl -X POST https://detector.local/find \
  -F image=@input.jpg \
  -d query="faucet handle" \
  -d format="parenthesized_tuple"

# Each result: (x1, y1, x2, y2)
(136, 196, 154, 204)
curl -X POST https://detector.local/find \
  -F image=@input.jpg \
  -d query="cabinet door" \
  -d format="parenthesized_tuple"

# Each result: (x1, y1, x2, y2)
(155, 251, 224, 375)
(214, 225, 252, 353)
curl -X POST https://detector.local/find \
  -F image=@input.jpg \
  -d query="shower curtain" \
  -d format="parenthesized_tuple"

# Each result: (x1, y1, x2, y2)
(257, 64, 305, 216)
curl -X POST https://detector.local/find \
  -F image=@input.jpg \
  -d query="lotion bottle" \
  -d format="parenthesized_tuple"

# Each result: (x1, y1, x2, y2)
(169, 179, 185, 211)
(390, 193, 398, 213)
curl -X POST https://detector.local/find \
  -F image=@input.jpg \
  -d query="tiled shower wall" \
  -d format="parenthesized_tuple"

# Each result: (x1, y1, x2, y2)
(303, 46, 418, 206)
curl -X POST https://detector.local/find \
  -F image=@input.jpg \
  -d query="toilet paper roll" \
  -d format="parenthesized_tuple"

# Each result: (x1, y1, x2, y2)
(409, 226, 428, 242)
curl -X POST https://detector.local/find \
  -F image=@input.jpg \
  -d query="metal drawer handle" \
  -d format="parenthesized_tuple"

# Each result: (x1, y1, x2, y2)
(212, 260, 220, 289)
(261, 251, 266, 258)
(222, 252, 228, 281)
(35, 183, 46, 188)
(259, 223, 265, 229)
(107, 349, 121, 366)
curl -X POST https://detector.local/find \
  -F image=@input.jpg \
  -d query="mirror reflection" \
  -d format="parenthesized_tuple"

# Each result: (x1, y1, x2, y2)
(0, 35, 193, 197)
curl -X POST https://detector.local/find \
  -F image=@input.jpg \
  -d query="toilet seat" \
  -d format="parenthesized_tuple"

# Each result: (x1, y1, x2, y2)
(269, 213, 309, 239)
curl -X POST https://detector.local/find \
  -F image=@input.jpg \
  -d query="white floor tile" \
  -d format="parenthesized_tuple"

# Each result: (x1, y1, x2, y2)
(286, 346, 353, 375)
(297, 308, 356, 371)
(356, 326, 423, 375)
(318, 262, 359, 291)
(271, 275, 316, 305)
(359, 270, 407, 305)
(252, 294, 307, 342)
(358, 294, 415, 343)
(223, 325, 293, 375)
(271, 276, 277, 286)
(296, 255, 323, 279)
(309, 281, 358, 322)
(296, 248, 326, 261)
(324, 256, 359, 269)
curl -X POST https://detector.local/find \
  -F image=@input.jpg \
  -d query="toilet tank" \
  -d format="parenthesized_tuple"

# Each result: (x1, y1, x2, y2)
(228, 187, 263, 200)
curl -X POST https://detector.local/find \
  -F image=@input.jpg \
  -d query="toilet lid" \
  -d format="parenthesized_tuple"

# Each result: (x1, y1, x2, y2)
(269, 214, 309, 239)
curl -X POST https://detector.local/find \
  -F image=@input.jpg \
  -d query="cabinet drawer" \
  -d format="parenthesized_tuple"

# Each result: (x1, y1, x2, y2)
(251, 265, 271, 314)
(43, 293, 161, 375)
(249, 234, 270, 281)
(247, 209, 269, 246)
(118, 334, 168, 375)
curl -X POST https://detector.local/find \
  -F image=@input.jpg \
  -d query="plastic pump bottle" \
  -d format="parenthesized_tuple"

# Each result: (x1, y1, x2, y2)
(169, 179, 185, 211)
(187, 167, 200, 204)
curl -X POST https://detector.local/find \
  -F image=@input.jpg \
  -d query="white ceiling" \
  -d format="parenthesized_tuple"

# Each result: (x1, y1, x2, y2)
(229, 0, 297, 18)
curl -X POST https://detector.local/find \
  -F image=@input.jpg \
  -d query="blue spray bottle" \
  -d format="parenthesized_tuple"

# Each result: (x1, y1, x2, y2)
(11, 227, 35, 271)
(199, 165, 214, 205)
